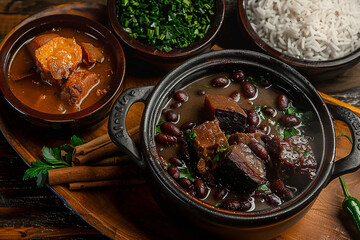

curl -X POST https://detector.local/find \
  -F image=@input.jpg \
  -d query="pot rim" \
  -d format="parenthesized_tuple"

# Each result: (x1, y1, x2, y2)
(141, 49, 336, 225)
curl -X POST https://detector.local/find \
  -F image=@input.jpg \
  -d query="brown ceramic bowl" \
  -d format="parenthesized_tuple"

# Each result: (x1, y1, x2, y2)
(237, 0, 360, 82)
(107, 0, 225, 72)
(0, 14, 126, 129)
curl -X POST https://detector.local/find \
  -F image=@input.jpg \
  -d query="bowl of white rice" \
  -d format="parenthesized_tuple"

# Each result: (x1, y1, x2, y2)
(238, 0, 360, 81)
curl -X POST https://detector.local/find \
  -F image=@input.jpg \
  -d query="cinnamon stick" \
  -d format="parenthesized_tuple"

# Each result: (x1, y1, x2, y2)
(72, 125, 139, 166)
(68, 178, 146, 190)
(48, 165, 141, 185)
(89, 155, 132, 166)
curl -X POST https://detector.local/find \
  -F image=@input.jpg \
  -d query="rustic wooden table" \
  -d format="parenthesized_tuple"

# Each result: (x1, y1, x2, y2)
(0, 0, 359, 239)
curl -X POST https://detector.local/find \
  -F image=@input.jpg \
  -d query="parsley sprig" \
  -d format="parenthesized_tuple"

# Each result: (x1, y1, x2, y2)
(22, 135, 85, 187)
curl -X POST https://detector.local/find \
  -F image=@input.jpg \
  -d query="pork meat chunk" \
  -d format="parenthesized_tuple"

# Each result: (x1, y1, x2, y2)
(193, 119, 229, 175)
(228, 132, 261, 145)
(205, 94, 247, 134)
(216, 144, 267, 192)
(80, 42, 104, 65)
(266, 135, 317, 179)
(60, 69, 99, 107)
(35, 37, 82, 85)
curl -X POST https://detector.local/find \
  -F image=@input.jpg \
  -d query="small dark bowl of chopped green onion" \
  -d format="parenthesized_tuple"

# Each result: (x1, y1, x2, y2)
(107, 0, 225, 71)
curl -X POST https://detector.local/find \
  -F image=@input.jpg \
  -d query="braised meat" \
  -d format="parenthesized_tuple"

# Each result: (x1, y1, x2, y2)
(60, 69, 99, 107)
(193, 119, 229, 175)
(228, 132, 261, 145)
(34, 37, 82, 85)
(216, 144, 267, 192)
(205, 94, 247, 134)
(266, 136, 317, 178)
(80, 42, 104, 65)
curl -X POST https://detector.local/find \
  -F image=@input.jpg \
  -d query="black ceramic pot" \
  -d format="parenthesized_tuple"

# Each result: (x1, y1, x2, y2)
(108, 50, 360, 239)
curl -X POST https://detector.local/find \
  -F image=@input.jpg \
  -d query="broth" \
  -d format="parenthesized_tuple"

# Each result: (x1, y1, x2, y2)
(7, 28, 113, 114)
(155, 70, 321, 212)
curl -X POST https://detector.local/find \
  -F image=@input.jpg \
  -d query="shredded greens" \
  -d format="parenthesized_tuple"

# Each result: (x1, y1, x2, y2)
(116, 0, 215, 52)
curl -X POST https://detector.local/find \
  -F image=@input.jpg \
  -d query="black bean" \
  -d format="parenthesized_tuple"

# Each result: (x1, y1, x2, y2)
(278, 94, 289, 110)
(155, 133, 177, 146)
(247, 109, 259, 126)
(258, 125, 271, 135)
(160, 122, 182, 136)
(178, 178, 192, 190)
(174, 91, 188, 102)
(220, 199, 241, 210)
(265, 193, 282, 206)
(197, 90, 206, 96)
(180, 121, 196, 131)
(194, 178, 208, 198)
(169, 157, 184, 167)
(162, 109, 169, 115)
(211, 77, 230, 88)
(248, 142, 268, 160)
(170, 102, 182, 109)
(165, 110, 179, 122)
(240, 200, 252, 211)
(177, 137, 186, 144)
(272, 179, 294, 201)
(262, 107, 276, 117)
(246, 125, 257, 133)
(188, 187, 196, 197)
(242, 81, 256, 98)
(261, 134, 271, 144)
(178, 144, 191, 162)
(214, 188, 227, 200)
(282, 189, 295, 200)
(167, 166, 180, 180)
(280, 115, 300, 127)
(261, 79, 271, 87)
(231, 70, 245, 82)
(229, 91, 241, 102)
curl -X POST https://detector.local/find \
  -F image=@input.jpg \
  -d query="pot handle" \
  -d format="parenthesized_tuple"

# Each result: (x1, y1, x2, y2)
(327, 103, 360, 182)
(108, 86, 154, 170)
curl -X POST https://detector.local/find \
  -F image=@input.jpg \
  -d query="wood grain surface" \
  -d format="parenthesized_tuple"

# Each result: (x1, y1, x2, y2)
(0, 1, 359, 240)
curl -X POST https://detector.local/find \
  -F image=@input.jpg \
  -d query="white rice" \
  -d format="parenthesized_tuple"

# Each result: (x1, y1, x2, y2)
(246, 0, 360, 61)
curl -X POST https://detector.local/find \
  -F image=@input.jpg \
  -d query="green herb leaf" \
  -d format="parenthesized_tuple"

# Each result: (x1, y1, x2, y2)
(304, 151, 310, 158)
(22, 135, 85, 187)
(71, 135, 85, 146)
(254, 105, 266, 120)
(283, 127, 299, 139)
(215, 202, 221, 207)
(42, 147, 66, 165)
(187, 130, 197, 145)
(179, 166, 194, 182)
(256, 184, 270, 192)
(155, 120, 165, 135)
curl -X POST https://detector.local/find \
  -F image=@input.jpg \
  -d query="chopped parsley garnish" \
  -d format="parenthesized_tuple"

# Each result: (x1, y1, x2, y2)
(254, 105, 266, 120)
(304, 151, 310, 158)
(187, 130, 197, 145)
(23, 135, 85, 187)
(155, 120, 165, 136)
(276, 123, 299, 139)
(215, 202, 221, 207)
(199, 84, 212, 89)
(212, 145, 231, 162)
(116, 0, 215, 52)
(249, 76, 266, 86)
(179, 166, 195, 182)
(256, 183, 270, 192)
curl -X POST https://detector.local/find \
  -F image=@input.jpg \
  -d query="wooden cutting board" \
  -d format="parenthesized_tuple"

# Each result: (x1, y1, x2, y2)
(1, 3, 360, 240)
